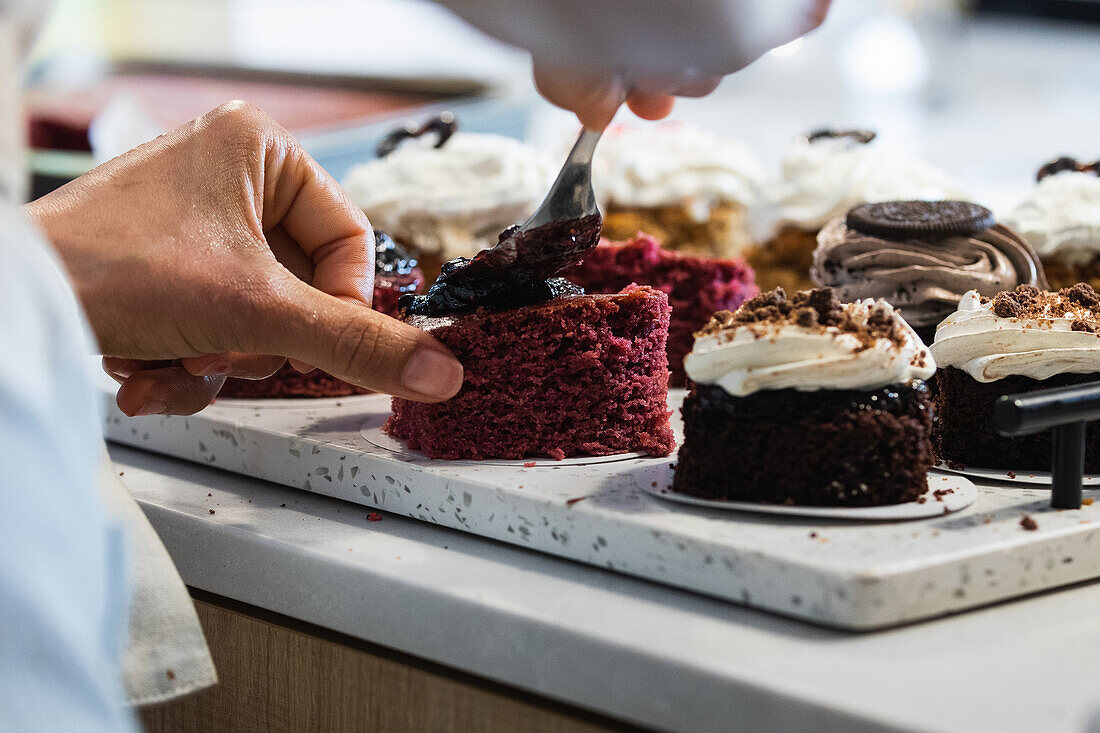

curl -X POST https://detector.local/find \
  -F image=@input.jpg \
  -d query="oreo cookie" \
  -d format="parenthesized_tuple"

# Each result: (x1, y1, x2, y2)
(1037, 156, 1100, 181)
(375, 112, 457, 158)
(845, 201, 995, 240)
(806, 128, 876, 145)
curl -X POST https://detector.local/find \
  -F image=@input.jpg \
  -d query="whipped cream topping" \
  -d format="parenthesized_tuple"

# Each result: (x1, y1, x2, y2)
(593, 123, 765, 220)
(342, 133, 553, 259)
(758, 137, 969, 237)
(1002, 171, 1100, 265)
(931, 289, 1100, 382)
(684, 299, 934, 397)
(812, 217, 1046, 328)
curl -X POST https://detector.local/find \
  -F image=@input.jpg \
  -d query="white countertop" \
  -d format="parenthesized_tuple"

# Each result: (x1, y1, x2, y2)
(111, 442, 1100, 733)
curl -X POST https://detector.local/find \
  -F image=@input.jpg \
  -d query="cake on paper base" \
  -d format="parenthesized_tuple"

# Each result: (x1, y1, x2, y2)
(1003, 159, 1100, 291)
(593, 123, 764, 258)
(342, 123, 554, 283)
(812, 200, 1047, 345)
(931, 283, 1100, 471)
(749, 128, 969, 294)
(386, 286, 675, 460)
(389, 207, 673, 461)
(219, 231, 422, 399)
(562, 233, 757, 386)
(674, 287, 936, 506)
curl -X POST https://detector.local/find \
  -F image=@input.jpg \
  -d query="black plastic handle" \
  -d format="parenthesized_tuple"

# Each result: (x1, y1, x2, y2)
(994, 381, 1100, 435)
(994, 380, 1100, 509)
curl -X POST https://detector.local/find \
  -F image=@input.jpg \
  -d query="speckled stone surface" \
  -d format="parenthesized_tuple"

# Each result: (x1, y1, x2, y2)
(103, 389, 1100, 630)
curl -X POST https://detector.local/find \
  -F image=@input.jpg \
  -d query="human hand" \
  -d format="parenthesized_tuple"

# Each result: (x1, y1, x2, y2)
(25, 101, 464, 416)
(446, 0, 832, 129)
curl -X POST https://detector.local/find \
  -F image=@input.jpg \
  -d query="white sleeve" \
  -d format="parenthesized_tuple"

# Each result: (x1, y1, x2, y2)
(0, 206, 136, 733)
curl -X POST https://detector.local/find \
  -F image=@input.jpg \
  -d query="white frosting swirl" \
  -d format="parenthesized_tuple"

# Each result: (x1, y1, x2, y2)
(684, 299, 935, 396)
(931, 290, 1100, 382)
(593, 123, 765, 220)
(342, 133, 553, 259)
(758, 138, 969, 237)
(1002, 171, 1100, 265)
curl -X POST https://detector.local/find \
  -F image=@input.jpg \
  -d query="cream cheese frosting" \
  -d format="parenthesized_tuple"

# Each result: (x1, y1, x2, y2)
(685, 297, 934, 396)
(758, 137, 968, 237)
(1002, 171, 1100, 265)
(342, 133, 553, 259)
(931, 288, 1100, 382)
(812, 217, 1046, 328)
(593, 123, 765, 220)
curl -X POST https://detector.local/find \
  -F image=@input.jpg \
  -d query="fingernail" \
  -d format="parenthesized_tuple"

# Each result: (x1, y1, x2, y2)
(136, 400, 167, 416)
(402, 349, 463, 399)
(200, 361, 229, 376)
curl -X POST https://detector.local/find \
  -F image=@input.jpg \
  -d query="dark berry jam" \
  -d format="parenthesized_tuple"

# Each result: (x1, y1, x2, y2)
(693, 380, 929, 422)
(375, 112, 457, 158)
(806, 128, 876, 145)
(374, 229, 417, 276)
(1037, 156, 1100, 181)
(400, 214, 601, 316)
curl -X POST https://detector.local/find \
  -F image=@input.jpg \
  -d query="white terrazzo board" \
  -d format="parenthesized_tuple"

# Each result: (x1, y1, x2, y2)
(103, 388, 1100, 630)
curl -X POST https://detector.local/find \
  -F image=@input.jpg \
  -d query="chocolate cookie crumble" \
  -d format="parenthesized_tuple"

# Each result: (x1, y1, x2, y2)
(991, 283, 1100, 323)
(698, 287, 909, 350)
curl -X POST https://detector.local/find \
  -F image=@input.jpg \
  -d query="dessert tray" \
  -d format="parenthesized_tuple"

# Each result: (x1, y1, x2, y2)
(641, 474, 977, 520)
(104, 388, 1100, 631)
(935, 462, 1100, 486)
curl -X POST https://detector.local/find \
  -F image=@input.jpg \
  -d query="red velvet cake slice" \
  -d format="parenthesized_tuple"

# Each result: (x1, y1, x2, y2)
(220, 230, 422, 398)
(562, 233, 757, 385)
(386, 286, 676, 460)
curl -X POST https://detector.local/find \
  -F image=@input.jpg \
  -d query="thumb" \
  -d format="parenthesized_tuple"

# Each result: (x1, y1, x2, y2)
(263, 279, 464, 402)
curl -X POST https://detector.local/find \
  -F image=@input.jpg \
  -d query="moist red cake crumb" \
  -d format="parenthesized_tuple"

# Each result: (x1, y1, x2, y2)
(386, 287, 676, 460)
(562, 234, 756, 386)
(219, 266, 423, 398)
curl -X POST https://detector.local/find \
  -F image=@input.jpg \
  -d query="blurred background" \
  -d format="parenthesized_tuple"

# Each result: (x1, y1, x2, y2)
(23, 0, 1100, 211)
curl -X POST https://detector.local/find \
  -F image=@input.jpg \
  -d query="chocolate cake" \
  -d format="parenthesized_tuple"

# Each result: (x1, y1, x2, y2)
(812, 200, 1047, 344)
(749, 128, 968, 293)
(674, 287, 936, 505)
(219, 231, 423, 398)
(386, 286, 675, 460)
(931, 283, 1100, 471)
(562, 233, 757, 385)
(934, 367, 1100, 471)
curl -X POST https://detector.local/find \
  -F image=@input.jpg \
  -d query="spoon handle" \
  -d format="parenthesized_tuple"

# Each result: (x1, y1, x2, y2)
(521, 127, 603, 231)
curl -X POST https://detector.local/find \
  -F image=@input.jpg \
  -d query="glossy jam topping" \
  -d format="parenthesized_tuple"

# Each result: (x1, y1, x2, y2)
(375, 112, 458, 159)
(1037, 156, 1100, 182)
(400, 214, 601, 316)
(374, 229, 417, 276)
(693, 380, 929, 422)
(805, 128, 876, 145)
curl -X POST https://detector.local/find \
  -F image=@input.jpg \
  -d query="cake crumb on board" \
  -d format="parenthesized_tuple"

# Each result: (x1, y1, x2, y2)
(1020, 515, 1039, 531)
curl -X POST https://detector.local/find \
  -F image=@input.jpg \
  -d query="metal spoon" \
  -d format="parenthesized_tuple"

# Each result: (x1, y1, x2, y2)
(520, 127, 603, 231)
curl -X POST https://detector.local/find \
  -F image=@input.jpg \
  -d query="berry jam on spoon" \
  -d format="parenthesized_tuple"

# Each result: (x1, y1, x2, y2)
(401, 128, 603, 316)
